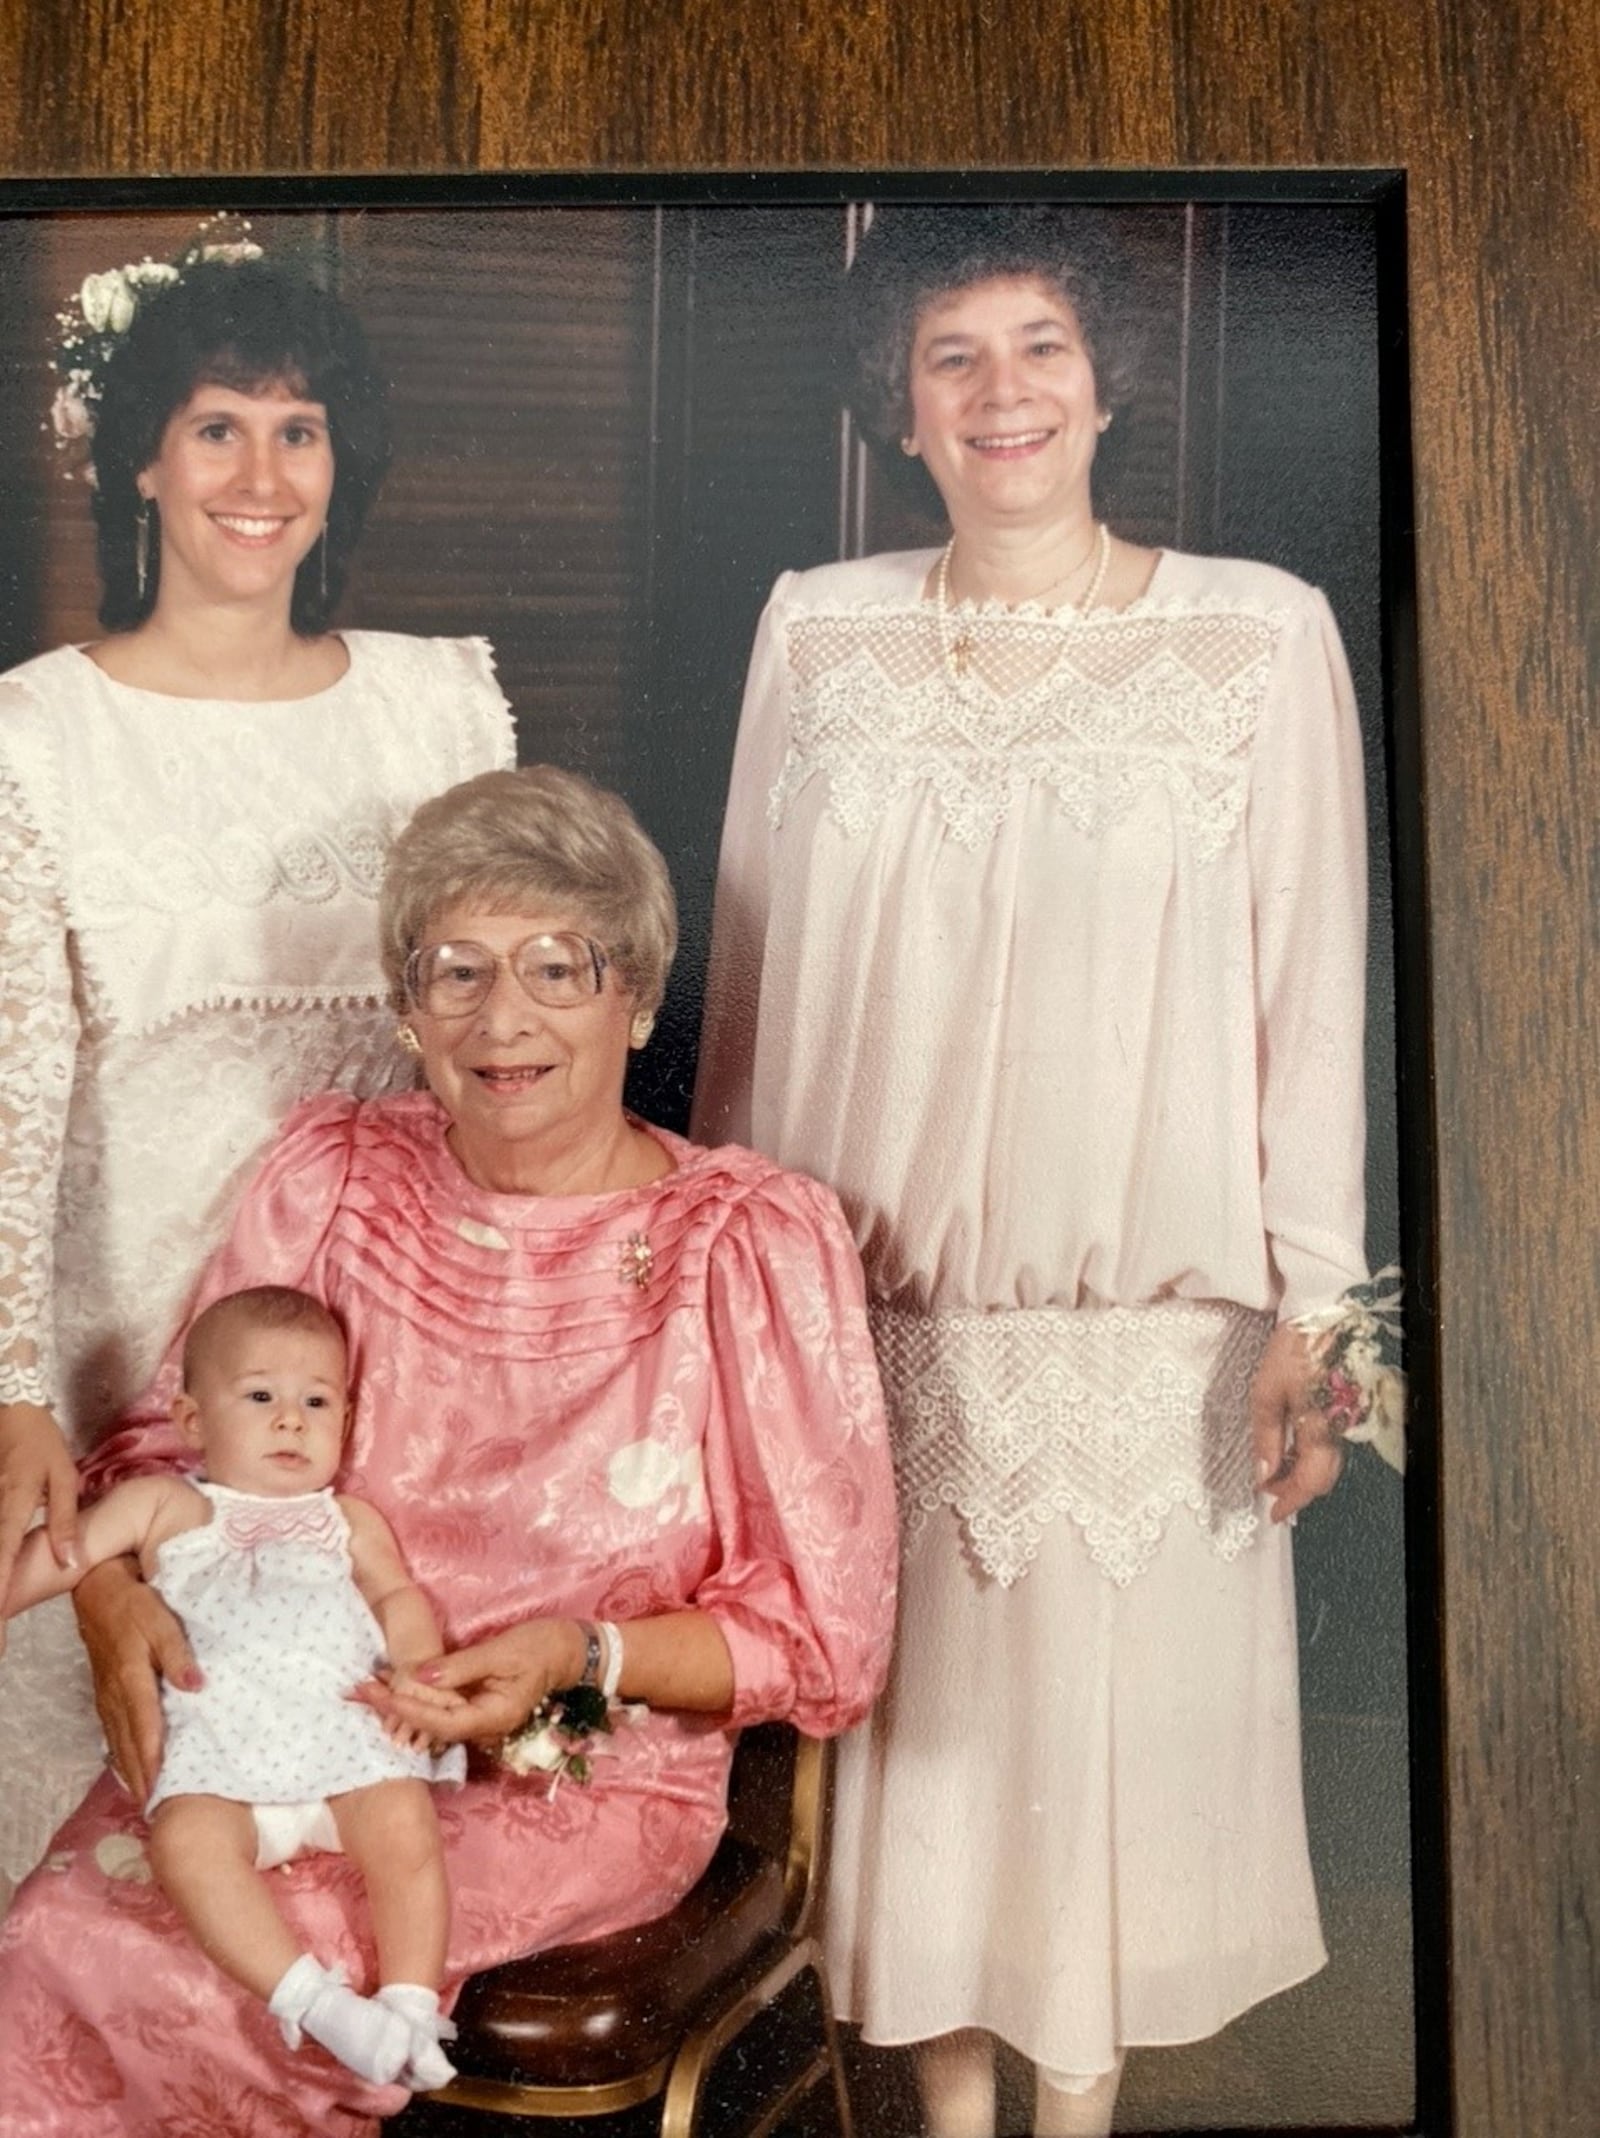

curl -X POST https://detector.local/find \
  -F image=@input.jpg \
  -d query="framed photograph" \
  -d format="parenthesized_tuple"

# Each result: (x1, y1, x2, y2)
(0, 175, 1435, 2138)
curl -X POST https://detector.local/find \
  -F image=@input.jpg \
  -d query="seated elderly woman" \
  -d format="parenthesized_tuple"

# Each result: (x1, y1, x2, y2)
(0, 765, 897, 2138)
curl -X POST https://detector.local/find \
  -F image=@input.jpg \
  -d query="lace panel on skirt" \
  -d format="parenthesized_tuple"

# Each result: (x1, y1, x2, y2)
(870, 1298, 1271, 1587)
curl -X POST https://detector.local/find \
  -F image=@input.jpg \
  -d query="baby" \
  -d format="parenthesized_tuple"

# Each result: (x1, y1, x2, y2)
(4, 1285, 462, 2091)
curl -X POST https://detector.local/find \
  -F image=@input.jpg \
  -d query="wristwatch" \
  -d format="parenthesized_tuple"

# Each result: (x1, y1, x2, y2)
(575, 1619, 603, 1690)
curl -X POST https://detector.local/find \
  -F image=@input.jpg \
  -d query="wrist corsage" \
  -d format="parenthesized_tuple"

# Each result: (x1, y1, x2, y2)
(499, 1684, 614, 1788)
(1290, 1265, 1406, 1475)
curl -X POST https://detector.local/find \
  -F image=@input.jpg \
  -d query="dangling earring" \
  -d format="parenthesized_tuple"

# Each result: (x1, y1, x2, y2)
(135, 500, 152, 601)
(317, 528, 329, 602)
(629, 1011, 656, 1049)
(396, 1023, 423, 1056)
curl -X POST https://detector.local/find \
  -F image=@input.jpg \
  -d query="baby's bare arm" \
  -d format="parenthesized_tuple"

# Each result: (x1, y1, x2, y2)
(340, 1495, 445, 1672)
(3, 1476, 203, 1619)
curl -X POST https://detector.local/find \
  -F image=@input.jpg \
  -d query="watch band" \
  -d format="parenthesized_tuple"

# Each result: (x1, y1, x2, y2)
(575, 1619, 603, 1690)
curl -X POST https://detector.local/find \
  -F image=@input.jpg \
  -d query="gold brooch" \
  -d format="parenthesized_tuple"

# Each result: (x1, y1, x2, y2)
(618, 1232, 654, 1290)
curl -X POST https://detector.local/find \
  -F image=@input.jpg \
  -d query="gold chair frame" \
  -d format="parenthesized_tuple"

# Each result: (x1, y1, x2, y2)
(430, 1726, 856, 2138)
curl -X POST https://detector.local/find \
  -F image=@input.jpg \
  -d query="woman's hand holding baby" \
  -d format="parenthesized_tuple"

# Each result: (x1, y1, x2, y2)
(0, 1402, 80, 1654)
(73, 1557, 201, 1801)
(358, 1620, 588, 1748)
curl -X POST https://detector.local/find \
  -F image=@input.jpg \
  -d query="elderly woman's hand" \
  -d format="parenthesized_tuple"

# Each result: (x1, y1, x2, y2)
(72, 1557, 201, 1800)
(359, 1619, 589, 1747)
(0, 1402, 81, 1652)
(1250, 1322, 1344, 1525)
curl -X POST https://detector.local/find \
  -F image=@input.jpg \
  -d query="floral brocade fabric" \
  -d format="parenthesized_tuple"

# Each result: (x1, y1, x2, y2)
(0, 1096, 896, 2137)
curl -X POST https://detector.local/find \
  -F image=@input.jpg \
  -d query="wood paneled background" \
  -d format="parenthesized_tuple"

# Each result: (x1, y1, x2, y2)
(0, 3, 1595, 2133)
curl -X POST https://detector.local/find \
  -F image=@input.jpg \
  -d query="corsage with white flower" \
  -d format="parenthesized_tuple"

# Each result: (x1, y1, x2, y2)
(1290, 1264, 1406, 1474)
(499, 1683, 617, 1788)
(48, 215, 264, 474)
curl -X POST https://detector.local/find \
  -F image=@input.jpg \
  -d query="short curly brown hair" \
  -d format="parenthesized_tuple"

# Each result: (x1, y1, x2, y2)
(845, 204, 1141, 458)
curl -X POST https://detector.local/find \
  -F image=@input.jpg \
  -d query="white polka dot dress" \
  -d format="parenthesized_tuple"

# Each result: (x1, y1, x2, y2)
(146, 1481, 463, 1813)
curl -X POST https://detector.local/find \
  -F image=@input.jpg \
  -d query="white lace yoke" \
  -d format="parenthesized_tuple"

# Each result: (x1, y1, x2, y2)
(775, 596, 1280, 858)
(0, 633, 513, 1436)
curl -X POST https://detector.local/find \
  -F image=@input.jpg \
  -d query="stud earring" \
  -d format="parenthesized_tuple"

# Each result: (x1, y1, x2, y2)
(396, 1023, 423, 1056)
(900, 436, 918, 457)
(1097, 411, 1113, 433)
(135, 500, 152, 601)
(629, 1011, 656, 1049)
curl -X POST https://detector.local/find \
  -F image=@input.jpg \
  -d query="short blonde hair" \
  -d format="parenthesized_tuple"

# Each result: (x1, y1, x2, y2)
(380, 765, 678, 1016)
(182, 1286, 347, 1390)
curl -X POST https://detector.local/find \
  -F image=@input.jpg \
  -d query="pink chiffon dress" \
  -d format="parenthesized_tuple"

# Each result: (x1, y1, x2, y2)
(0, 1092, 896, 2137)
(693, 546, 1370, 2077)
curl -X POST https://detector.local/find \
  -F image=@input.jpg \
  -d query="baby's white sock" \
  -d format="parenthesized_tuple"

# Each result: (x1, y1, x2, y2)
(377, 1981, 459, 2091)
(268, 1953, 411, 2084)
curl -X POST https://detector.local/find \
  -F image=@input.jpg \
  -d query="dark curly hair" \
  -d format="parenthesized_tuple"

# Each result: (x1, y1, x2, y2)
(844, 205, 1142, 483)
(89, 256, 392, 634)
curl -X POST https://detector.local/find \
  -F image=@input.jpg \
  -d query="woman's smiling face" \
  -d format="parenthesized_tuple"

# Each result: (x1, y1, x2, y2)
(408, 903, 637, 1193)
(135, 380, 334, 614)
(903, 274, 1105, 535)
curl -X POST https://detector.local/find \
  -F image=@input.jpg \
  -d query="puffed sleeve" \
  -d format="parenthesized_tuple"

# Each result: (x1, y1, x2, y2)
(1247, 588, 1370, 1319)
(0, 753, 76, 1410)
(690, 579, 796, 1149)
(79, 1094, 359, 1494)
(692, 1163, 896, 1735)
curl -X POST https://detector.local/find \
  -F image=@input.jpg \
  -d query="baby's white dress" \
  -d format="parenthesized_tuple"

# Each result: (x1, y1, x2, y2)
(0, 632, 512, 1890)
(147, 1481, 463, 1821)
(694, 548, 1370, 2075)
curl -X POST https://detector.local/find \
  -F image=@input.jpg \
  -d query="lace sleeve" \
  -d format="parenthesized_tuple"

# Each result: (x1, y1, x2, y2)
(0, 764, 76, 1408)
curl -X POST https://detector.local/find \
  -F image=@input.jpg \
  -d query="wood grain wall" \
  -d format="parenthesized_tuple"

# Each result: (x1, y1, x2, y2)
(0, 3, 1595, 2133)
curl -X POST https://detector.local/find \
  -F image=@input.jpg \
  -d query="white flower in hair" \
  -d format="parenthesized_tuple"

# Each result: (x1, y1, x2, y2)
(78, 268, 134, 334)
(48, 223, 258, 475)
(49, 382, 92, 441)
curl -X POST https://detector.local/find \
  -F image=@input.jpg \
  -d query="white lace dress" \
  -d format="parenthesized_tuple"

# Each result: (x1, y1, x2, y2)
(693, 547, 1370, 2073)
(0, 632, 512, 1891)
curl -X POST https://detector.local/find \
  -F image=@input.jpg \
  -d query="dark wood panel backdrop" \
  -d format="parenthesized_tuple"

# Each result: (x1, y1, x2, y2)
(0, 3, 1595, 2134)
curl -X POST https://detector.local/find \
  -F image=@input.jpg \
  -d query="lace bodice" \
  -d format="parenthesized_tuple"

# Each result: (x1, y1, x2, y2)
(0, 632, 513, 1430)
(776, 598, 1278, 857)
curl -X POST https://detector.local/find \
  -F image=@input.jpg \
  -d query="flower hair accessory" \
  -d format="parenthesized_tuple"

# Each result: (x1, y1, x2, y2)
(1291, 1264, 1406, 1474)
(47, 215, 264, 476)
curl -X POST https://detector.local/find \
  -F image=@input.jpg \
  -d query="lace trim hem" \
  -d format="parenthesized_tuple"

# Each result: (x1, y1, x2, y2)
(869, 1298, 1272, 1589)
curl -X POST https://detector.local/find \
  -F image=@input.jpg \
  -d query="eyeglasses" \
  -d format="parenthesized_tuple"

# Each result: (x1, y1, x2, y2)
(404, 932, 610, 1019)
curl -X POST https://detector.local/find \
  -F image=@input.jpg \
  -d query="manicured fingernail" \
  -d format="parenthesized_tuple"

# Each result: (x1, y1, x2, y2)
(1254, 1458, 1270, 1486)
(416, 1663, 442, 1683)
(63, 1544, 80, 1568)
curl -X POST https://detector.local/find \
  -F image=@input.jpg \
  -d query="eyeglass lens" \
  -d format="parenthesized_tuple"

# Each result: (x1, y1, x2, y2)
(411, 933, 602, 1016)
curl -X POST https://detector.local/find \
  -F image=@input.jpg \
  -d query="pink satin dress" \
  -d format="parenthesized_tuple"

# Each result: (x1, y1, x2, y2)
(0, 1093, 896, 2137)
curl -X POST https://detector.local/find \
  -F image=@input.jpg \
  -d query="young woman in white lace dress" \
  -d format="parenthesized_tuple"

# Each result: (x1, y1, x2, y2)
(693, 207, 1371, 2137)
(0, 234, 512, 1901)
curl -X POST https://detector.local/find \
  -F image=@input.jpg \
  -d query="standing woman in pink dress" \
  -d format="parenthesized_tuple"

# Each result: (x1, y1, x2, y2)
(0, 225, 512, 1905)
(694, 205, 1376, 2136)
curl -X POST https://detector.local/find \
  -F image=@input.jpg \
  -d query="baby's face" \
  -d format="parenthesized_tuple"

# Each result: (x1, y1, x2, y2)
(180, 1324, 349, 1498)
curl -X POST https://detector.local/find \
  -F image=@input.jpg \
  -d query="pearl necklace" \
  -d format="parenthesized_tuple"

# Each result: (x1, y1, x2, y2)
(935, 521, 1111, 681)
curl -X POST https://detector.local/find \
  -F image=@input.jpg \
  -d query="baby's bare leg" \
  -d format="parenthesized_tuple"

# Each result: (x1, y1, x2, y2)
(330, 1778, 448, 1988)
(148, 1795, 299, 2000)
